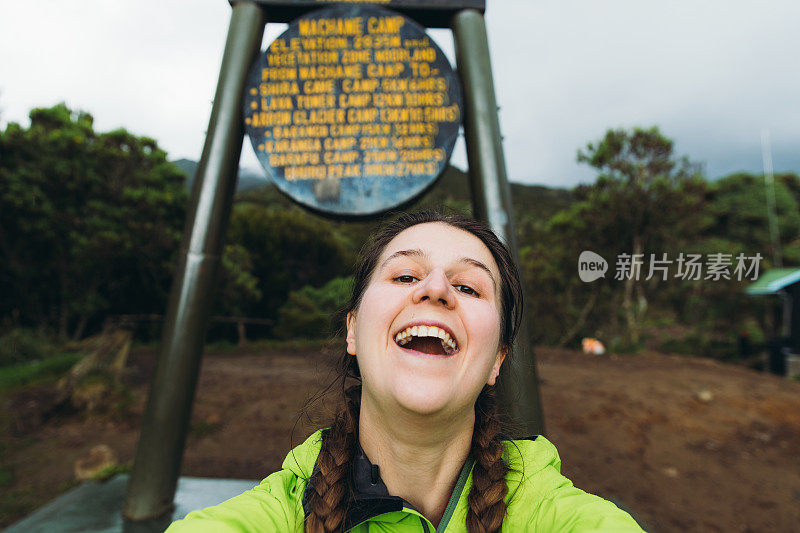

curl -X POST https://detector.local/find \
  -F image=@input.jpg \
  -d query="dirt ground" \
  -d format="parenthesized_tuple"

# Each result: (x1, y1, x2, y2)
(2, 345, 799, 531)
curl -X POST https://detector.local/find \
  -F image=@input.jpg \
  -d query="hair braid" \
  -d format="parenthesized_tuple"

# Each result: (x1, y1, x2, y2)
(305, 385, 361, 533)
(466, 386, 509, 533)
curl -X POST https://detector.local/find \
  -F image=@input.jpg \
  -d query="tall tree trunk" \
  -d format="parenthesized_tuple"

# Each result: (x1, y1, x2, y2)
(58, 301, 69, 341)
(58, 270, 70, 340)
(558, 290, 599, 347)
(72, 314, 89, 342)
(237, 320, 247, 347)
(624, 235, 645, 345)
(635, 282, 648, 326)
(623, 276, 637, 344)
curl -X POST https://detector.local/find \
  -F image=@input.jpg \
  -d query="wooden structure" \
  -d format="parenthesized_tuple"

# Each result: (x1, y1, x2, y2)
(746, 267, 800, 375)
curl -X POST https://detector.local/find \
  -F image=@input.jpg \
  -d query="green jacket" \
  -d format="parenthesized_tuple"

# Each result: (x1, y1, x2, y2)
(167, 430, 644, 532)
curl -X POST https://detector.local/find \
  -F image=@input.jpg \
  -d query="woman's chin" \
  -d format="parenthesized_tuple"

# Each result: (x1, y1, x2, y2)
(364, 370, 480, 418)
(396, 395, 447, 416)
(390, 380, 460, 416)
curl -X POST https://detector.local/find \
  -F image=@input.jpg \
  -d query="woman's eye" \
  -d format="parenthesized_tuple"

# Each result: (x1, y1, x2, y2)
(455, 284, 480, 297)
(394, 275, 418, 283)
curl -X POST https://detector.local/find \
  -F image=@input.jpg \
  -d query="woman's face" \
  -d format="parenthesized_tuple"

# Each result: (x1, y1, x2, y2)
(346, 222, 506, 417)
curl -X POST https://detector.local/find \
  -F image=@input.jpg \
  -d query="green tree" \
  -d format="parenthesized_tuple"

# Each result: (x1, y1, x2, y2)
(0, 104, 187, 339)
(575, 126, 706, 345)
(706, 172, 800, 265)
(275, 276, 353, 339)
(216, 244, 262, 317)
(663, 172, 800, 355)
(518, 208, 618, 347)
(225, 205, 355, 329)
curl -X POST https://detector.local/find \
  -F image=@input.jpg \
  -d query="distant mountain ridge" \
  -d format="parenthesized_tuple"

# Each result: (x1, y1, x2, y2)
(172, 158, 271, 193)
(171, 158, 575, 219)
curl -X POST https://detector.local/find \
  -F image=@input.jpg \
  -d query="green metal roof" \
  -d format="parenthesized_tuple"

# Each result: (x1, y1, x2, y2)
(746, 268, 800, 295)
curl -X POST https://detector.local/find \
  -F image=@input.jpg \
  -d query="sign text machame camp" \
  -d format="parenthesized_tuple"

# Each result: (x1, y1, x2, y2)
(243, 5, 462, 216)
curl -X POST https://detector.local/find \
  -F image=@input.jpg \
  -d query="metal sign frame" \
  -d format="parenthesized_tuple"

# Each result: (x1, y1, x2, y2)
(246, 0, 485, 28)
(123, 0, 542, 524)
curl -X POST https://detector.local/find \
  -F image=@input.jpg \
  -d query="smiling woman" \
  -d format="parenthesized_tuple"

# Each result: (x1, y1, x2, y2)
(166, 211, 644, 532)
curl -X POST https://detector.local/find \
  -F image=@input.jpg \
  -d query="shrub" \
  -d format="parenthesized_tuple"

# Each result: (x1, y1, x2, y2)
(0, 352, 81, 392)
(0, 329, 56, 367)
(275, 277, 353, 340)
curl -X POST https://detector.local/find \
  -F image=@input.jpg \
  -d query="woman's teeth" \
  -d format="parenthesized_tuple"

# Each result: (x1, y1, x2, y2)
(394, 325, 457, 355)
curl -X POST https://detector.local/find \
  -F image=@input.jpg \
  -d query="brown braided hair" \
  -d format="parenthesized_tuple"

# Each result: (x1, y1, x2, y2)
(468, 386, 509, 533)
(304, 383, 361, 533)
(303, 211, 523, 533)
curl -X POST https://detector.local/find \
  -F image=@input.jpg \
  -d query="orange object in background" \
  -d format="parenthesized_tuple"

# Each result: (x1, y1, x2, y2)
(582, 337, 606, 355)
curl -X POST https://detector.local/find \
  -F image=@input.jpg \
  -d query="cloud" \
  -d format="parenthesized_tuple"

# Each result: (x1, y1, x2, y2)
(487, 0, 800, 185)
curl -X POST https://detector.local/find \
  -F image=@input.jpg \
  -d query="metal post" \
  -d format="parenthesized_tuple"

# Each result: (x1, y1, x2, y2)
(123, 1, 266, 521)
(791, 286, 800, 354)
(452, 9, 545, 437)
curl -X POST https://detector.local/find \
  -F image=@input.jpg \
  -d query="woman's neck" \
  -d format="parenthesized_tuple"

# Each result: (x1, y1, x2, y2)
(358, 397, 475, 527)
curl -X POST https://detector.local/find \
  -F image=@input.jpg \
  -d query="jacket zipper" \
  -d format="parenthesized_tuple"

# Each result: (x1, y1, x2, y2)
(419, 516, 431, 532)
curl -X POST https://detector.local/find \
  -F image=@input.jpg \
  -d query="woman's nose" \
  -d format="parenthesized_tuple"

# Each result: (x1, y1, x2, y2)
(412, 268, 455, 309)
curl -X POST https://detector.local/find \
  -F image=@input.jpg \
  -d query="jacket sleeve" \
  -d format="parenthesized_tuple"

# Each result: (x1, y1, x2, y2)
(165, 470, 305, 533)
(526, 468, 645, 532)
(506, 437, 646, 532)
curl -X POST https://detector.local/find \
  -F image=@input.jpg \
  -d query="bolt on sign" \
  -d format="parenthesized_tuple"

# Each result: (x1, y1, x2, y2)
(243, 4, 463, 216)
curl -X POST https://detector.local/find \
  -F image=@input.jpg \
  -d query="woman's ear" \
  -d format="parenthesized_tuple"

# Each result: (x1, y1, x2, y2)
(346, 312, 357, 356)
(486, 346, 507, 386)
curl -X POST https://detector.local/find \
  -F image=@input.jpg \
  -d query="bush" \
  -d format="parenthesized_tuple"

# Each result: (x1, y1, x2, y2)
(225, 206, 355, 324)
(657, 331, 739, 360)
(0, 352, 81, 392)
(275, 277, 353, 340)
(0, 329, 56, 367)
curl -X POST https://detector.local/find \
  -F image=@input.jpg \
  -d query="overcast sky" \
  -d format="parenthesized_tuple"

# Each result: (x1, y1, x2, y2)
(2, 0, 799, 187)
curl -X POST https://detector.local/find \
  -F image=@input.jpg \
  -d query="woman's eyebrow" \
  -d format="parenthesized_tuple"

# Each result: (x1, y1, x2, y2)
(380, 250, 497, 287)
(380, 249, 425, 270)
(457, 257, 497, 288)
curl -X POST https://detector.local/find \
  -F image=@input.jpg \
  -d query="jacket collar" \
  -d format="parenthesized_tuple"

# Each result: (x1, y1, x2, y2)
(298, 430, 475, 530)
(341, 445, 408, 529)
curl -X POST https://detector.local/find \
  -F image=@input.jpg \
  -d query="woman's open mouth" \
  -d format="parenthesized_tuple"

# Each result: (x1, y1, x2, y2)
(394, 325, 458, 356)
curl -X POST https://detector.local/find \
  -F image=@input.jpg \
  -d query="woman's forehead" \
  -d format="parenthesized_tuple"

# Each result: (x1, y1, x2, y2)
(379, 223, 500, 276)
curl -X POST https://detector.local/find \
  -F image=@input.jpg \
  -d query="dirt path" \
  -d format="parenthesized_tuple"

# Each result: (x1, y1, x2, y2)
(2, 346, 799, 531)
(535, 347, 800, 532)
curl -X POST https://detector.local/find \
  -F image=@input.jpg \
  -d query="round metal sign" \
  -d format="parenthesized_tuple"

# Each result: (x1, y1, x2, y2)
(243, 5, 462, 216)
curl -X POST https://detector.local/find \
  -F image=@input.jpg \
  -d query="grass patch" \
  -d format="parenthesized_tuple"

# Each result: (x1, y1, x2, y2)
(91, 462, 131, 482)
(658, 337, 697, 355)
(204, 340, 238, 351)
(0, 328, 56, 366)
(0, 466, 13, 488)
(189, 419, 222, 439)
(0, 485, 39, 528)
(0, 352, 82, 393)
(606, 337, 643, 354)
